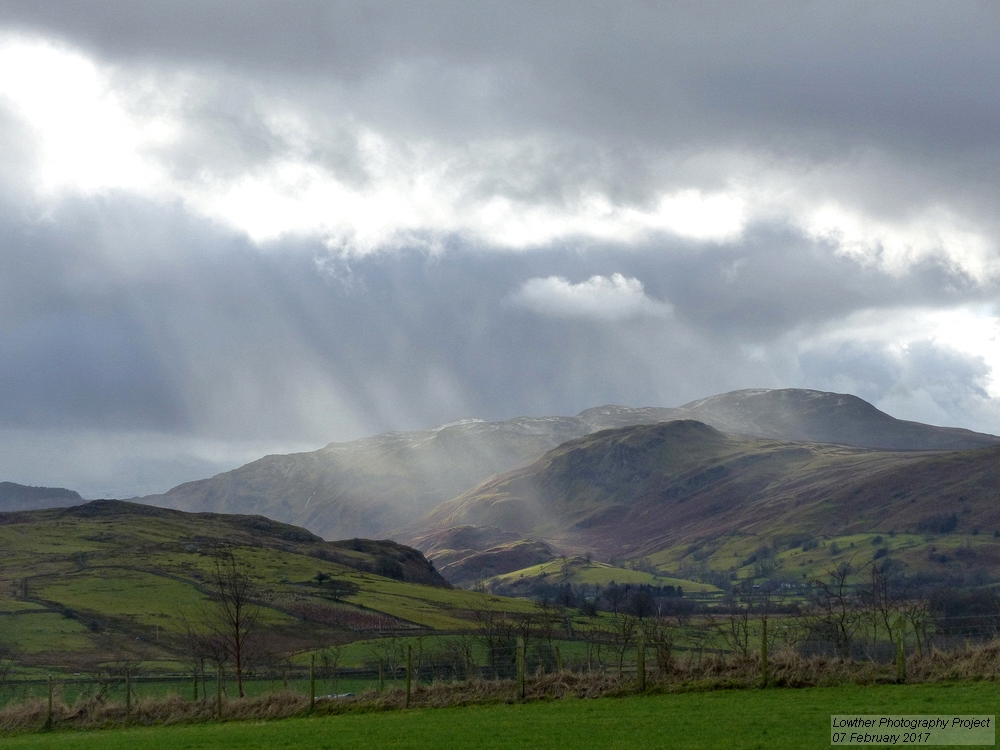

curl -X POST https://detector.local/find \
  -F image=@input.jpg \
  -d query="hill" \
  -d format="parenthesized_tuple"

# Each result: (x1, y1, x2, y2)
(136, 389, 1000, 542)
(0, 501, 535, 671)
(403, 421, 1000, 584)
(0, 482, 82, 512)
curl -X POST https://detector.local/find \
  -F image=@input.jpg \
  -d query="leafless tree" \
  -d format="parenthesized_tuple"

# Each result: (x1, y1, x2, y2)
(204, 546, 263, 698)
(644, 615, 677, 675)
(0, 639, 20, 702)
(857, 559, 905, 661)
(709, 607, 753, 660)
(444, 634, 478, 681)
(809, 561, 862, 658)
(471, 600, 520, 678)
(607, 612, 638, 677)
(177, 611, 227, 700)
(318, 644, 342, 694)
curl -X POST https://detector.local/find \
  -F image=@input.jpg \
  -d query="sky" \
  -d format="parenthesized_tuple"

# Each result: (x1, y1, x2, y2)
(0, 1, 999, 498)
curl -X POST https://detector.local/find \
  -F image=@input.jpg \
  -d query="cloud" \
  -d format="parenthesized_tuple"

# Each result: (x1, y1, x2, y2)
(0, 35, 175, 196)
(508, 273, 673, 321)
(1, 3, 1000, 497)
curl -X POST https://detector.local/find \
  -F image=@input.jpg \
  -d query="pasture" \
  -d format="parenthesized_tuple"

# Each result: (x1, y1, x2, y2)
(1, 682, 996, 749)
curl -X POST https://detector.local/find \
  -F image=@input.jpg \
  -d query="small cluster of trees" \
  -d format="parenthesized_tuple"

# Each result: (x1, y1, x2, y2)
(514, 581, 687, 618)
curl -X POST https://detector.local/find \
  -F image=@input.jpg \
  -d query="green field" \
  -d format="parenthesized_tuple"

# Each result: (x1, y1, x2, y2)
(491, 558, 720, 593)
(2, 683, 996, 749)
(0, 502, 546, 670)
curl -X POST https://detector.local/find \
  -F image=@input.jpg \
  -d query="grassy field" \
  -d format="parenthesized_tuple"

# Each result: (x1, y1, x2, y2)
(2, 682, 996, 749)
(0, 502, 547, 669)
(490, 558, 719, 593)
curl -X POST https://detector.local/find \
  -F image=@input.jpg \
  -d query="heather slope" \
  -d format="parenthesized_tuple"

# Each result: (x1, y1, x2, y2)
(406, 421, 1000, 570)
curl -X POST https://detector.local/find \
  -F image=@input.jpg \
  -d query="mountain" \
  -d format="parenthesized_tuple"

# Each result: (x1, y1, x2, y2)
(0, 481, 83, 512)
(403, 421, 1000, 582)
(676, 389, 1000, 450)
(136, 389, 1000, 542)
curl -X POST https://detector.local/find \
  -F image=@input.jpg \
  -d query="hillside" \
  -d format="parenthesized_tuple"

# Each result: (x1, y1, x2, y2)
(404, 421, 1000, 584)
(136, 389, 1000, 542)
(0, 482, 82, 512)
(0, 501, 536, 671)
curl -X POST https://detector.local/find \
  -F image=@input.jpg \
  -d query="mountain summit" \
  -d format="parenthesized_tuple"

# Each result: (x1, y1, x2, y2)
(137, 388, 999, 540)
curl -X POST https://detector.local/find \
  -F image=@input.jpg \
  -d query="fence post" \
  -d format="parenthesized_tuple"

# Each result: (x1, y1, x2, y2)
(378, 661, 384, 692)
(193, 670, 198, 702)
(896, 625, 906, 684)
(516, 636, 525, 700)
(637, 633, 646, 692)
(45, 675, 53, 731)
(760, 617, 768, 688)
(555, 645, 563, 674)
(216, 668, 223, 720)
(405, 644, 413, 707)
(125, 669, 131, 721)
(310, 654, 316, 712)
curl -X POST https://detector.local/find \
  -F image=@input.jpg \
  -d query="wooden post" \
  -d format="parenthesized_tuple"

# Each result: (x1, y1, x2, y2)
(555, 645, 563, 674)
(896, 631, 906, 684)
(637, 634, 646, 692)
(310, 654, 316, 712)
(516, 636, 525, 700)
(405, 644, 413, 707)
(193, 670, 198, 702)
(760, 618, 768, 688)
(216, 668, 223, 720)
(378, 661, 384, 692)
(125, 669, 131, 721)
(45, 675, 53, 731)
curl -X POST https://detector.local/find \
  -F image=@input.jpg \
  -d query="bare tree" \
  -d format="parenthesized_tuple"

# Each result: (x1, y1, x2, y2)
(177, 611, 227, 700)
(204, 546, 262, 698)
(471, 600, 519, 678)
(809, 561, 862, 658)
(0, 639, 20, 703)
(444, 634, 478, 681)
(709, 607, 753, 660)
(607, 612, 638, 678)
(318, 644, 342, 695)
(858, 559, 904, 661)
(644, 615, 676, 676)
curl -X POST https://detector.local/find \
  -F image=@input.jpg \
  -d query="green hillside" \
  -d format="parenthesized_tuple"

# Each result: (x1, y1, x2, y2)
(490, 557, 719, 593)
(0, 501, 534, 673)
(408, 421, 1000, 584)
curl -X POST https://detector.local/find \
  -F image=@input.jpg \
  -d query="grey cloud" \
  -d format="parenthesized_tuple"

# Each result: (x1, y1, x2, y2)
(798, 339, 995, 428)
(3, 2, 998, 155)
(0, 2, 999, 496)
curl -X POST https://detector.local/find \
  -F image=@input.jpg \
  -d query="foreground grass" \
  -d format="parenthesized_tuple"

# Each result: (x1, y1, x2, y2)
(3, 682, 996, 750)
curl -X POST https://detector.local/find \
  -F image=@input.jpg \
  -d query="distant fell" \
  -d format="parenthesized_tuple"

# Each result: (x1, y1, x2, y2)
(137, 389, 1000, 542)
(404, 420, 1000, 565)
(0, 481, 82, 512)
(679, 389, 1000, 450)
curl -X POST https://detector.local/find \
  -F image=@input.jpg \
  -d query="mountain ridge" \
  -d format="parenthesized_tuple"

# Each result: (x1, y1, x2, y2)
(133, 388, 1000, 541)
(402, 421, 1000, 583)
